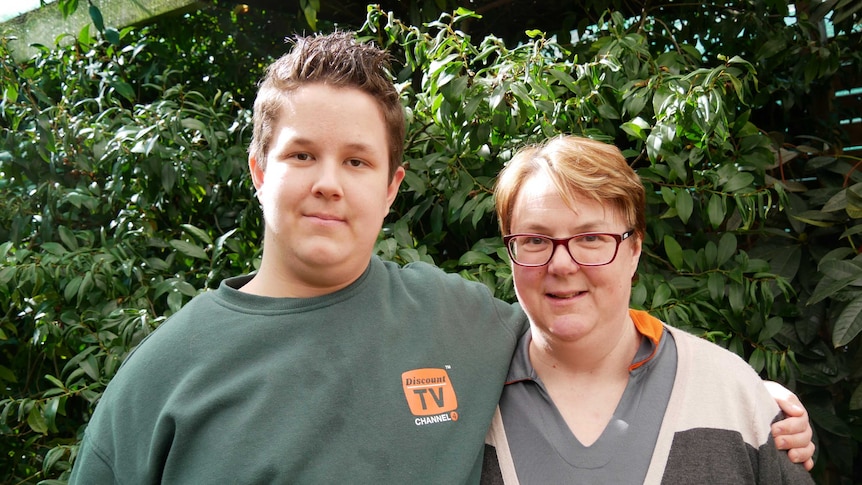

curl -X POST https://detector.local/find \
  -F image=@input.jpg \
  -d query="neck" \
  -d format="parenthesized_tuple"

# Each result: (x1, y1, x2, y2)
(529, 313, 641, 380)
(240, 252, 364, 298)
(527, 312, 643, 448)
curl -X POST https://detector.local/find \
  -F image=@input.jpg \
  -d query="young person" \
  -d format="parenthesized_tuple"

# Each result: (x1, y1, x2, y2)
(69, 32, 813, 484)
(483, 135, 814, 484)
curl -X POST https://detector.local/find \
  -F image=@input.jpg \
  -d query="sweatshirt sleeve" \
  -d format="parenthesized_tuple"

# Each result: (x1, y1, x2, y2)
(67, 433, 118, 484)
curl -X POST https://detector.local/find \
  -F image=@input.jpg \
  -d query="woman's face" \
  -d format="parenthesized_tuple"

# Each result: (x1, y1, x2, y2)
(509, 170, 641, 345)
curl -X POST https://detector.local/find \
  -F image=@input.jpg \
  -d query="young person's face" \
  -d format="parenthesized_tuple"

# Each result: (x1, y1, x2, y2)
(250, 84, 404, 294)
(509, 170, 641, 344)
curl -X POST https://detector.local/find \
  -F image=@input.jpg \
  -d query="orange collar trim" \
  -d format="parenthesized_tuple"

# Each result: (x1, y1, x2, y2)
(628, 309, 664, 371)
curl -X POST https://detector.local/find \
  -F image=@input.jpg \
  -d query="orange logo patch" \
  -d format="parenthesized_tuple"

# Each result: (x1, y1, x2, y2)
(401, 368, 458, 416)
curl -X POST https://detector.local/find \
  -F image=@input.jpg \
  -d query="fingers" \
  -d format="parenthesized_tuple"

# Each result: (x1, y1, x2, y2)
(785, 443, 816, 470)
(775, 394, 805, 419)
(772, 414, 812, 445)
(763, 380, 803, 415)
(764, 380, 815, 466)
(772, 419, 815, 466)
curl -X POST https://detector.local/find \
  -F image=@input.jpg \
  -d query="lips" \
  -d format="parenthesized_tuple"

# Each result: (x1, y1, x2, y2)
(305, 212, 345, 223)
(547, 290, 585, 299)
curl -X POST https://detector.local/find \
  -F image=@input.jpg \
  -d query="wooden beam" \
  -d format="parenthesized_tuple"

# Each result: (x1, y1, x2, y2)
(1, 0, 204, 62)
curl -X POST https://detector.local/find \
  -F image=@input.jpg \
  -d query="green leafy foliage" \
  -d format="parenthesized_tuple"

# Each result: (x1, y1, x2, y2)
(365, 6, 862, 483)
(1, 2, 861, 483)
(0, 15, 261, 482)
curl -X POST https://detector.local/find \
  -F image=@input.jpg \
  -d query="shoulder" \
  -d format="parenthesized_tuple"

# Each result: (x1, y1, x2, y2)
(388, 258, 454, 280)
(664, 325, 779, 428)
(108, 288, 225, 384)
(665, 325, 757, 378)
(380, 257, 495, 298)
(376, 257, 526, 335)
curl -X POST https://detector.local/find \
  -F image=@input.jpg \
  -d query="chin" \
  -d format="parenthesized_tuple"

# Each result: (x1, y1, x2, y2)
(545, 319, 594, 340)
(295, 245, 346, 266)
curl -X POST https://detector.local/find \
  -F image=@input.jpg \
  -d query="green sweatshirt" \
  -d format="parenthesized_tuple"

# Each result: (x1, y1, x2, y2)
(69, 257, 526, 484)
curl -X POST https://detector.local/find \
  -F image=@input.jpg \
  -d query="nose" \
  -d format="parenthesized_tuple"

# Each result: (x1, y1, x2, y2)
(311, 160, 344, 199)
(546, 242, 579, 274)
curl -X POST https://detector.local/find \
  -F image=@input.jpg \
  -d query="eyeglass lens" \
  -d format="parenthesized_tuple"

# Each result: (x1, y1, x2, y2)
(507, 234, 620, 266)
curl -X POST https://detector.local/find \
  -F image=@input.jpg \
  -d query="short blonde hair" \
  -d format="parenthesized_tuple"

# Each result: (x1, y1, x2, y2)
(248, 32, 405, 180)
(495, 135, 646, 242)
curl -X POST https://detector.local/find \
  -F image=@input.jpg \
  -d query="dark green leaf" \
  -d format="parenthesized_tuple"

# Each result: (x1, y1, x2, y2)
(58, 226, 78, 251)
(182, 224, 213, 245)
(834, 294, 862, 347)
(651, 283, 672, 308)
(0, 365, 17, 383)
(850, 382, 862, 411)
(756, 38, 786, 61)
(27, 406, 48, 435)
(169, 240, 208, 260)
(723, 172, 755, 193)
(105, 27, 121, 46)
(393, 218, 413, 248)
(675, 189, 693, 224)
(302, 2, 318, 30)
(621, 119, 649, 141)
(59, 0, 79, 18)
(707, 272, 724, 301)
(728, 282, 744, 314)
(3, 83, 18, 103)
(41, 242, 66, 256)
(808, 275, 862, 306)
(44, 375, 65, 390)
(79, 355, 100, 381)
(822, 189, 847, 212)
(663, 235, 683, 270)
(402, 171, 426, 195)
(181, 118, 207, 132)
(807, 404, 851, 437)
(819, 259, 862, 282)
(175, 281, 198, 297)
(707, 193, 725, 228)
(77, 272, 93, 306)
(759, 316, 783, 341)
(168, 291, 184, 313)
(64, 276, 82, 303)
(89, 5, 105, 32)
(110, 79, 135, 101)
(458, 251, 495, 266)
(748, 348, 765, 373)
(43, 444, 66, 474)
(162, 164, 177, 193)
(716, 232, 737, 266)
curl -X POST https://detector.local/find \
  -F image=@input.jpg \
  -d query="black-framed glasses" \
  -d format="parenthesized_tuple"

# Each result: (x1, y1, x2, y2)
(503, 230, 634, 267)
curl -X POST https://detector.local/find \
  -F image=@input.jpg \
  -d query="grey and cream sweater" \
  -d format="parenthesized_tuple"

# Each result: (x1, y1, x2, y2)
(483, 310, 813, 485)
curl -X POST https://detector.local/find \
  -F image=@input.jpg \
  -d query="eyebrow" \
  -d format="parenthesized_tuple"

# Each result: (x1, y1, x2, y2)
(276, 137, 380, 157)
(342, 142, 379, 156)
(515, 221, 610, 234)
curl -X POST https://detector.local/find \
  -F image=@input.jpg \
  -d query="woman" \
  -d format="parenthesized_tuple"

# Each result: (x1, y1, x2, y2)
(483, 135, 813, 484)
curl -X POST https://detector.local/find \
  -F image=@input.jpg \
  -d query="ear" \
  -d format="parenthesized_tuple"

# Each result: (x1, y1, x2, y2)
(249, 155, 265, 195)
(385, 166, 406, 209)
